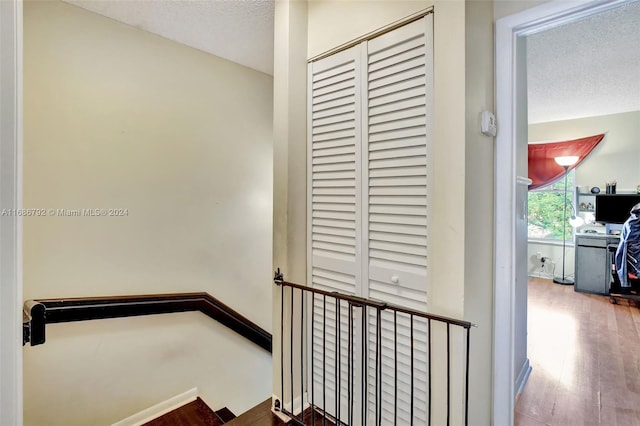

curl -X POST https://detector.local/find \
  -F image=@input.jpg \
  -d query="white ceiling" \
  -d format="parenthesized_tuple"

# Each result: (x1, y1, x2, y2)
(64, 0, 275, 76)
(64, 1, 639, 124)
(527, 1, 640, 124)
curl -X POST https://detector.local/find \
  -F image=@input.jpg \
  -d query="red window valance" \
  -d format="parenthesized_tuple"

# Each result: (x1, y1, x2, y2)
(528, 133, 605, 190)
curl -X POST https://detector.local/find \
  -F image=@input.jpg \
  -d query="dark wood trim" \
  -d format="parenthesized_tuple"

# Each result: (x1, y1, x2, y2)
(276, 278, 474, 329)
(23, 292, 272, 352)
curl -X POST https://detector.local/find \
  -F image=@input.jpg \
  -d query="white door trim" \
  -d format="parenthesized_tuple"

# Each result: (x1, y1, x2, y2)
(0, 0, 23, 424)
(494, 1, 630, 424)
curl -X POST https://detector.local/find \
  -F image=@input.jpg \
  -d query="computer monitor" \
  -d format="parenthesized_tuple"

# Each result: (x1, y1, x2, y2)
(595, 194, 640, 224)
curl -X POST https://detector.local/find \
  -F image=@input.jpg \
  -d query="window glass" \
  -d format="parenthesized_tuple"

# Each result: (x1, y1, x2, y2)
(528, 170, 575, 240)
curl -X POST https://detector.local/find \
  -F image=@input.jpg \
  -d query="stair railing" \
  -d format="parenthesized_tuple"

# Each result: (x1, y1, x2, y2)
(23, 292, 271, 352)
(274, 270, 473, 426)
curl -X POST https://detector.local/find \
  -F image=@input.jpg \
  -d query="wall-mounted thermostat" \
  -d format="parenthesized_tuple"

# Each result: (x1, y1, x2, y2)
(481, 110, 497, 137)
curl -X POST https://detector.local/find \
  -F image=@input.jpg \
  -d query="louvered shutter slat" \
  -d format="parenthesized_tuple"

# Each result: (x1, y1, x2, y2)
(368, 86, 427, 108)
(368, 43, 425, 72)
(369, 105, 426, 125)
(368, 75, 426, 100)
(369, 126, 426, 143)
(313, 145, 355, 158)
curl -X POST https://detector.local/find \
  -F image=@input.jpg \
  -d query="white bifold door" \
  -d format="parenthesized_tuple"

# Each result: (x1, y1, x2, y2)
(308, 14, 433, 426)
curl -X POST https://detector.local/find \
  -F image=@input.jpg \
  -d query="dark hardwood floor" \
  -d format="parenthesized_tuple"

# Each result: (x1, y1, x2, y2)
(225, 399, 288, 426)
(516, 278, 640, 425)
(226, 399, 335, 426)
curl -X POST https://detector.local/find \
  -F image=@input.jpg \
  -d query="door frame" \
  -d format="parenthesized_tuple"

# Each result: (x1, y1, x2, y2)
(493, 0, 630, 424)
(0, 0, 23, 424)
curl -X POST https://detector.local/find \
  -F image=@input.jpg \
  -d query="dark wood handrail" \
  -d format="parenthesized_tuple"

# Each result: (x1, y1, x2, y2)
(23, 292, 272, 352)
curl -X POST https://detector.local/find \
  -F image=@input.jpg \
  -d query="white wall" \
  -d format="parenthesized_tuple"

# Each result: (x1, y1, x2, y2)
(23, 1, 273, 424)
(527, 241, 574, 280)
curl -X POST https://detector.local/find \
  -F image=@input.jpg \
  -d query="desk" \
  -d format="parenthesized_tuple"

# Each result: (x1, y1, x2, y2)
(574, 234, 619, 295)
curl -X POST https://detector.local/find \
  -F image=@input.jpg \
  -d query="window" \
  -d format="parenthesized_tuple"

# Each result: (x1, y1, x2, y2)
(528, 170, 575, 240)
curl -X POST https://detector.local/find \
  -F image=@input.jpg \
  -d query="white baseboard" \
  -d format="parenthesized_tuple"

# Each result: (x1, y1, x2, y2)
(528, 271, 554, 280)
(271, 392, 309, 422)
(111, 388, 198, 426)
(515, 358, 532, 396)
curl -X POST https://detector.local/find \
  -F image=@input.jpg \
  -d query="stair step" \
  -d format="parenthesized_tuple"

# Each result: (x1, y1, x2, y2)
(142, 397, 226, 426)
(215, 407, 236, 423)
(225, 399, 286, 426)
(225, 399, 335, 426)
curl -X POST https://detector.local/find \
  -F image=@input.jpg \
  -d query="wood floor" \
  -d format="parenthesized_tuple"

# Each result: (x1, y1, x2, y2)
(516, 278, 640, 425)
(225, 399, 287, 426)
(226, 399, 334, 426)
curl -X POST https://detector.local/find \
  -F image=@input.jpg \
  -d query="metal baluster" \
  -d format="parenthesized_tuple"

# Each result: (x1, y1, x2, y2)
(427, 318, 432, 426)
(394, 311, 398, 426)
(376, 308, 382, 426)
(465, 328, 471, 426)
(300, 289, 305, 422)
(323, 295, 327, 426)
(291, 288, 294, 418)
(280, 284, 284, 414)
(274, 280, 473, 426)
(446, 323, 451, 426)
(348, 303, 353, 426)
(336, 298, 341, 425)
(312, 294, 315, 426)
(362, 306, 367, 426)
(410, 314, 414, 426)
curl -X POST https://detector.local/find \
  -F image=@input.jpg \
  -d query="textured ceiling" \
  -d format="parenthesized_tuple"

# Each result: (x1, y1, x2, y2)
(64, 0, 275, 76)
(63, 1, 639, 123)
(527, 1, 640, 124)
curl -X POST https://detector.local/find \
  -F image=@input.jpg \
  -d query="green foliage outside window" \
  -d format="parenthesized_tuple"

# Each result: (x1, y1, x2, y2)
(528, 171, 575, 240)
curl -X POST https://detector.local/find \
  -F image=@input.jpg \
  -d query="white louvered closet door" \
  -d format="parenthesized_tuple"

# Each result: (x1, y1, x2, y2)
(308, 45, 362, 420)
(364, 15, 432, 316)
(364, 16, 433, 425)
(308, 14, 433, 426)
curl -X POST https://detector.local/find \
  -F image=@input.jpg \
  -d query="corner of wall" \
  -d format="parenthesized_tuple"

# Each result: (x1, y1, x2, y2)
(272, 0, 309, 403)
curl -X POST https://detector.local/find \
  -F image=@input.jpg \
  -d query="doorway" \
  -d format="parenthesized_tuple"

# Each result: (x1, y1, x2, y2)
(495, 0, 634, 424)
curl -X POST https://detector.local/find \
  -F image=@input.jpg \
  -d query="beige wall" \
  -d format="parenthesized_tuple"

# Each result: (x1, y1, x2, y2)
(272, 0, 308, 403)
(529, 111, 640, 191)
(464, 1, 495, 423)
(494, 0, 549, 20)
(431, 0, 466, 319)
(306, 0, 467, 317)
(23, 1, 273, 424)
(24, 313, 272, 425)
(307, 0, 432, 58)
